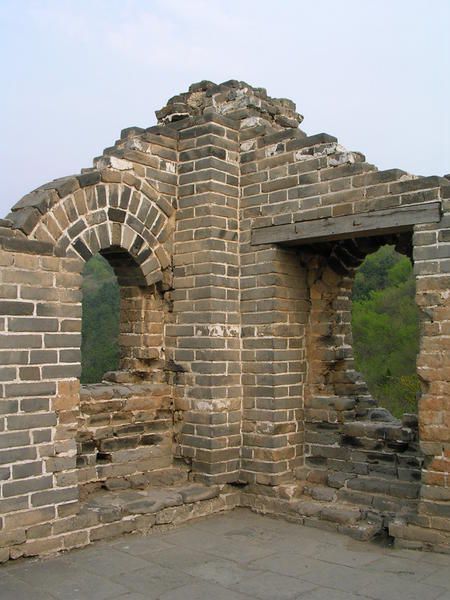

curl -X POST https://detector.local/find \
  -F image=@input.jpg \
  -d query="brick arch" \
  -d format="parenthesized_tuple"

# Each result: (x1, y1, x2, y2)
(66, 220, 168, 287)
(3, 168, 175, 377)
(15, 178, 173, 287)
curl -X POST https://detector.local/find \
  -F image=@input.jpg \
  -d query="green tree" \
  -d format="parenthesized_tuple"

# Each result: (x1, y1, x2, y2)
(353, 244, 402, 301)
(352, 245, 420, 417)
(80, 254, 120, 383)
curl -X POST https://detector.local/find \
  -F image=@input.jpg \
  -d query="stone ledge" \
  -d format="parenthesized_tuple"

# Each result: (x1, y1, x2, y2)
(1, 483, 239, 562)
(1, 485, 449, 562)
(84, 483, 221, 517)
(390, 518, 450, 554)
(240, 489, 382, 542)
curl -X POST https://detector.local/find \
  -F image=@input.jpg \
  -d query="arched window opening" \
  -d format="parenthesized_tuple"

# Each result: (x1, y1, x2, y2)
(80, 247, 166, 383)
(351, 244, 420, 417)
(77, 247, 174, 495)
(81, 254, 120, 383)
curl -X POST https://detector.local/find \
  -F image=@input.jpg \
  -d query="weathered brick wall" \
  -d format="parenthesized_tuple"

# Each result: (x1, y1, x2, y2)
(0, 234, 80, 551)
(77, 382, 175, 495)
(398, 203, 450, 548)
(241, 99, 449, 545)
(0, 80, 449, 557)
(0, 126, 178, 557)
(117, 283, 167, 374)
(169, 111, 242, 484)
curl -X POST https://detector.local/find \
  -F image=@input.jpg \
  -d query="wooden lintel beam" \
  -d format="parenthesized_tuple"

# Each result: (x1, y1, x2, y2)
(251, 202, 441, 247)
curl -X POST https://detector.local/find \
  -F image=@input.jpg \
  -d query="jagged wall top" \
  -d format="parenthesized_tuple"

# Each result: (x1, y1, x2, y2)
(155, 80, 303, 130)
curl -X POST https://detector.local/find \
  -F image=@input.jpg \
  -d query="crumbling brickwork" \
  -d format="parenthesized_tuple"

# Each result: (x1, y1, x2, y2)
(76, 381, 176, 494)
(0, 80, 449, 560)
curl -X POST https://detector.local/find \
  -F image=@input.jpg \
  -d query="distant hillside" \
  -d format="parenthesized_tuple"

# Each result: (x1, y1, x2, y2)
(352, 245, 420, 416)
(81, 254, 119, 383)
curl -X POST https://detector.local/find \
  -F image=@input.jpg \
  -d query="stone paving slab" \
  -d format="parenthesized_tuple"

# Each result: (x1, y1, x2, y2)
(0, 508, 449, 600)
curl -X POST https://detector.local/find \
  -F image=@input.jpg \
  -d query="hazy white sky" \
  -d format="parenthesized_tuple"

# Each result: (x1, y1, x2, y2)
(0, 0, 449, 217)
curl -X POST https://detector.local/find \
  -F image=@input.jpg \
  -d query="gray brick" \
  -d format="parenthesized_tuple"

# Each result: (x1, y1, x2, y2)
(60, 319, 81, 332)
(0, 400, 18, 415)
(0, 466, 10, 480)
(37, 304, 81, 318)
(44, 333, 81, 348)
(12, 188, 58, 213)
(59, 349, 81, 362)
(0, 431, 30, 449)
(0, 301, 34, 315)
(0, 335, 42, 349)
(4, 270, 53, 286)
(42, 364, 81, 378)
(0, 284, 18, 299)
(0, 446, 36, 465)
(390, 175, 443, 194)
(0, 495, 29, 514)
(7, 412, 57, 430)
(77, 171, 101, 187)
(3, 475, 53, 497)
(5, 382, 56, 398)
(1, 236, 53, 255)
(12, 461, 42, 479)
(286, 133, 337, 151)
(9, 207, 41, 234)
(20, 398, 50, 412)
(31, 486, 78, 507)
(32, 429, 52, 444)
(18, 366, 40, 380)
(20, 286, 59, 301)
(29, 350, 58, 364)
(0, 367, 16, 381)
(0, 351, 28, 365)
(8, 317, 58, 332)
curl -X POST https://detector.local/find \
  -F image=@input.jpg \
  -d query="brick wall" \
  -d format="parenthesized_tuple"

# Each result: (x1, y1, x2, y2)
(0, 126, 177, 556)
(77, 382, 175, 495)
(0, 235, 80, 550)
(0, 80, 449, 557)
(170, 113, 242, 484)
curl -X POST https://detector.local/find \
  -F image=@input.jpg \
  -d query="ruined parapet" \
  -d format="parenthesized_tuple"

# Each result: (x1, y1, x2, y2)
(156, 79, 303, 130)
(0, 80, 449, 560)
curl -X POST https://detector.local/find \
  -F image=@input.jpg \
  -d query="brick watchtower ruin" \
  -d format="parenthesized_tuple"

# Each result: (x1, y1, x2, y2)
(0, 80, 449, 559)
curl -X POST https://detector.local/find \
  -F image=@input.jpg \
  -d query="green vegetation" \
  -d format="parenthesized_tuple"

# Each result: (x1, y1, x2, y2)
(352, 245, 421, 417)
(81, 254, 120, 383)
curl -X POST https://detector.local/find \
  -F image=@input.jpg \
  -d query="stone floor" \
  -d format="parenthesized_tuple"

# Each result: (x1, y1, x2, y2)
(0, 509, 449, 600)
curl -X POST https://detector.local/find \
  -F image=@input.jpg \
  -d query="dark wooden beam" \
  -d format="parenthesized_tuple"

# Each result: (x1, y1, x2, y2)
(251, 202, 441, 246)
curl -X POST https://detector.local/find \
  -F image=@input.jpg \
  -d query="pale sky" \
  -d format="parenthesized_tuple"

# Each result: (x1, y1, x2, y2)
(0, 0, 449, 218)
